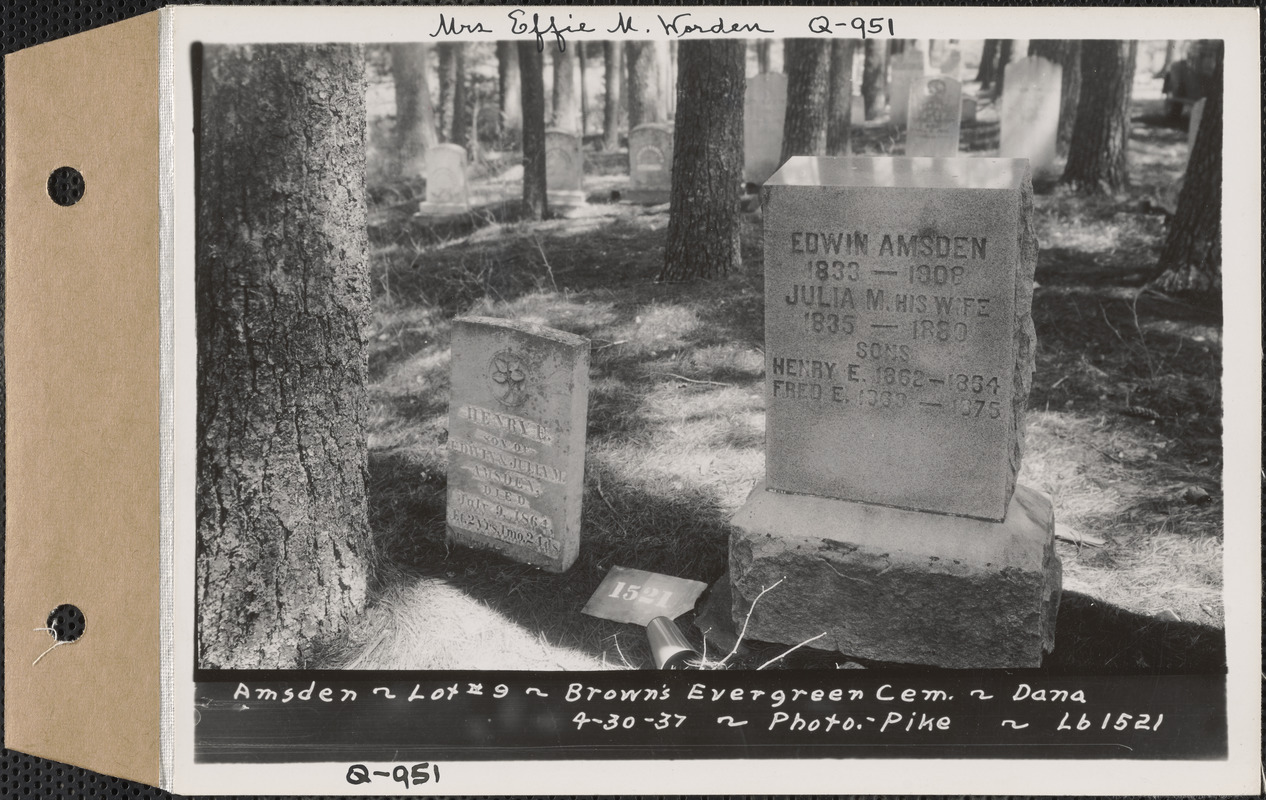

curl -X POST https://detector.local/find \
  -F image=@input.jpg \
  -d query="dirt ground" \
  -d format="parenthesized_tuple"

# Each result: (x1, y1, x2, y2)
(322, 74, 1225, 673)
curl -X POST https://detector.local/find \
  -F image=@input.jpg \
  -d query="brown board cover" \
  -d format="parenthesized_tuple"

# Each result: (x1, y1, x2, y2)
(4, 11, 162, 786)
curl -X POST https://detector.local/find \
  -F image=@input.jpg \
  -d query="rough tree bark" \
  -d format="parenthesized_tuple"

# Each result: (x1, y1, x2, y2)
(658, 40, 745, 282)
(389, 43, 438, 179)
(1152, 43, 1222, 298)
(197, 43, 371, 670)
(862, 39, 888, 121)
(780, 39, 832, 162)
(1061, 40, 1137, 195)
(602, 41, 622, 150)
(450, 43, 470, 149)
(518, 41, 548, 219)
(497, 41, 522, 141)
(1028, 40, 1081, 158)
(756, 39, 771, 74)
(976, 39, 1000, 89)
(826, 39, 856, 156)
(578, 43, 590, 136)
(625, 41, 663, 127)
(993, 39, 1015, 96)
(551, 44, 580, 132)
(437, 43, 456, 142)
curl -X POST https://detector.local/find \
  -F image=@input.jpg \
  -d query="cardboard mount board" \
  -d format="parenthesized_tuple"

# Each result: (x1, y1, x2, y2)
(3, 6, 1260, 796)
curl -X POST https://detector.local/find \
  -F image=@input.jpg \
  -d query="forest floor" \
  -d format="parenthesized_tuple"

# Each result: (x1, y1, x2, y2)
(322, 77, 1226, 672)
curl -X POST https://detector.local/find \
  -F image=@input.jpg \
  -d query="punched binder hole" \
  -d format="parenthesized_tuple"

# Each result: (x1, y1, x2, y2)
(46, 604, 85, 643)
(47, 166, 85, 206)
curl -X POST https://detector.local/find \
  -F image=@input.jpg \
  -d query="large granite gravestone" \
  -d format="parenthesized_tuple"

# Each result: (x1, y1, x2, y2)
(1000, 56, 1062, 175)
(446, 317, 590, 572)
(544, 129, 586, 208)
(906, 76, 962, 157)
(724, 156, 1060, 668)
(626, 123, 673, 204)
(887, 49, 927, 127)
(418, 143, 470, 216)
(743, 73, 787, 185)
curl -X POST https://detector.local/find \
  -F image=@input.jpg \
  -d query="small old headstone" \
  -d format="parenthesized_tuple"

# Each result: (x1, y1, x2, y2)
(938, 48, 963, 80)
(545, 129, 586, 208)
(417, 143, 470, 216)
(887, 48, 927, 127)
(999, 55, 1062, 175)
(743, 72, 787, 185)
(906, 76, 962, 157)
(445, 317, 590, 573)
(626, 123, 673, 204)
(961, 95, 978, 124)
(719, 156, 1060, 669)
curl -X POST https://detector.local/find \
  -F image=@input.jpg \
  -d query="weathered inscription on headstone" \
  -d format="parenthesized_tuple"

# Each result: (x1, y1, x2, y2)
(545, 128, 585, 207)
(743, 73, 788, 184)
(1000, 56, 1062, 175)
(626, 123, 673, 203)
(760, 156, 1036, 521)
(446, 317, 589, 571)
(887, 49, 927, 127)
(418, 143, 470, 215)
(906, 76, 963, 157)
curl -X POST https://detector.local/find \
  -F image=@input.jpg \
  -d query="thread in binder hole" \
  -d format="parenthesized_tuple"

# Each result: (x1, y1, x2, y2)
(33, 604, 85, 665)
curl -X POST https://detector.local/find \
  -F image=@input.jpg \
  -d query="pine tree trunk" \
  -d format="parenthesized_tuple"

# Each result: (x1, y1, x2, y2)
(450, 43, 470, 149)
(659, 40, 745, 282)
(756, 40, 771, 74)
(437, 43, 456, 143)
(578, 43, 590, 136)
(1152, 44, 1221, 298)
(625, 41, 662, 127)
(826, 39, 856, 156)
(197, 43, 371, 670)
(552, 44, 579, 132)
(602, 41, 622, 150)
(518, 42, 548, 219)
(497, 41, 522, 142)
(994, 39, 1015, 96)
(862, 39, 888, 121)
(1028, 40, 1081, 157)
(1061, 40, 1137, 195)
(976, 39, 1000, 88)
(389, 43, 438, 179)
(781, 39, 832, 162)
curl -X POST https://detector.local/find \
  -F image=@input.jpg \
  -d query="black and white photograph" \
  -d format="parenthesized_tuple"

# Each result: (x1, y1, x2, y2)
(172, 6, 1253, 793)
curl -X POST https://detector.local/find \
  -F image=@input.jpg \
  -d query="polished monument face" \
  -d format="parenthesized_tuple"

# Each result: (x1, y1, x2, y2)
(761, 156, 1037, 521)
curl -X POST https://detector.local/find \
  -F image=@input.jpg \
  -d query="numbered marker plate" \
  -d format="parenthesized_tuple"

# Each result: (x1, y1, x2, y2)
(580, 566, 708, 626)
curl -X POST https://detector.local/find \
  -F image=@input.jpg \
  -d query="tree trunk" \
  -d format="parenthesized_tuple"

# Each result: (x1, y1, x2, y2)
(602, 41, 622, 150)
(518, 42, 548, 219)
(552, 44, 580, 132)
(659, 40, 745, 282)
(437, 43, 456, 143)
(994, 39, 1015, 96)
(625, 41, 663, 127)
(826, 39, 856, 156)
(1060, 40, 1137, 195)
(389, 43, 438, 179)
(497, 41, 522, 142)
(1028, 39, 1081, 157)
(1152, 43, 1221, 298)
(578, 43, 590, 136)
(1158, 39, 1178, 78)
(976, 39, 1000, 88)
(781, 39, 832, 162)
(450, 43, 470, 149)
(197, 43, 371, 670)
(756, 40, 771, 74)
(862, 39, 888, 121)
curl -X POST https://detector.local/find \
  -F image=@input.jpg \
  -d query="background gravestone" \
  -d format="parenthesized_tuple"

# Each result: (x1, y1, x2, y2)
(743, 73, 788, 184)
(938, 48, 963, 80)
(887, 48, 927, 127)
(544, 128, 586, 207)
(626, 122, 673, 204)
(1000, 56, 1063, 175)
(724, 156, 1060, 668)
(417, 143, 469, 215)
(906, 76, 963, 157)
(446, 317, 590, 573)
(961, 95, 978, 124)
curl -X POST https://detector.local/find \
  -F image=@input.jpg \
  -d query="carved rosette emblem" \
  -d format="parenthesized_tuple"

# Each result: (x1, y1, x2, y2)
(489, 350, 529, 408)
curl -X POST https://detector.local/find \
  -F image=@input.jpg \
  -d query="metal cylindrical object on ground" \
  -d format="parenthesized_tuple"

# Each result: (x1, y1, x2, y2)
(646, 616, 700, 669)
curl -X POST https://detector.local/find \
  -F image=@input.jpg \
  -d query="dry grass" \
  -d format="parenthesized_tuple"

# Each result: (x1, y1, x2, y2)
(322, 80, 1224, 673)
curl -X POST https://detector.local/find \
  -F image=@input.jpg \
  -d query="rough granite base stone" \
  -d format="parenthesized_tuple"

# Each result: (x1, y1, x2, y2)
(728, 481, 1061, 668)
